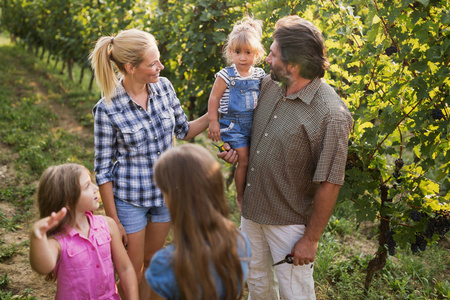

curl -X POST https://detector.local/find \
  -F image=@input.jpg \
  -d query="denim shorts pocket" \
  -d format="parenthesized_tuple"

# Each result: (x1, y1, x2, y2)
(219, 118, 235, 133)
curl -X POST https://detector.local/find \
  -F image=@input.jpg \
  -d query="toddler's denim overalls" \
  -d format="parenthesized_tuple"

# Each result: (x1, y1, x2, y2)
(219, 67, 261, 149)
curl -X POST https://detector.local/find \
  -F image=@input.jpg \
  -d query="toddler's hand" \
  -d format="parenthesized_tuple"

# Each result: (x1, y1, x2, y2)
(208, 121, 221, 142)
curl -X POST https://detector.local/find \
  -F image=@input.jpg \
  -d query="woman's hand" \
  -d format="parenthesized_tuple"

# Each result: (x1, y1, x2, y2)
(116, 220, 128, 247)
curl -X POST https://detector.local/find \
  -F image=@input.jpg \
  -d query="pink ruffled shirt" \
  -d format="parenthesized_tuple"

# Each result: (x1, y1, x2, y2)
(53, 212, 120, 299)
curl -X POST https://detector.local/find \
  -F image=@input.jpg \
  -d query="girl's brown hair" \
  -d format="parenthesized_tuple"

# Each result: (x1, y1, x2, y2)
(37, 163, 87, 281)
(89, 29, 157, 103)
(37, 163, 87, 237)
(154, 144, 248, 300)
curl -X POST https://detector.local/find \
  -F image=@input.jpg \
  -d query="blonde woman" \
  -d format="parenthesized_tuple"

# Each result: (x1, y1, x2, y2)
(147, 144, 251, 300)
(89, 29, 208, 299)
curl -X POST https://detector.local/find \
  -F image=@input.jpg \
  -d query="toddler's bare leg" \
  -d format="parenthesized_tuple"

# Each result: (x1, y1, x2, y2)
(234, 146, 249, 212)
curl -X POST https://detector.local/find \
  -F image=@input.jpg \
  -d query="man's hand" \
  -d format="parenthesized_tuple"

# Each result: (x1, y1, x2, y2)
(291, 235, 318, 266)
(291, 181, 341, 266)
(217, 143, 238, 164)
(236, 197, 242, 213)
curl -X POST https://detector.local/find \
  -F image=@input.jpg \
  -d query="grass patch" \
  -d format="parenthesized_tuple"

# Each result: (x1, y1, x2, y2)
(0, 43, 96, 176)
(0, 37, 98, 298)
(0, 272, 36, 300)
(315, 219, 449, 299)
(0, 241, 28, 262)
(0, 185, 36, 226)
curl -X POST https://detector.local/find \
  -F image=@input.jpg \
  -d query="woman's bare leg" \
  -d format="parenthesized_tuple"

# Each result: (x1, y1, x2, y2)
(139, 221, 171, 299)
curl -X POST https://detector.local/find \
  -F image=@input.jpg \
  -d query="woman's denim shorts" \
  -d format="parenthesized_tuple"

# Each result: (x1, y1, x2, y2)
(115, 199, 171, 234)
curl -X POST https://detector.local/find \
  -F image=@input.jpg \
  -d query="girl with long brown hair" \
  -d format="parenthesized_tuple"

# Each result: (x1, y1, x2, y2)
(146, 144, 251, 300)
(29, 163, 138, 299)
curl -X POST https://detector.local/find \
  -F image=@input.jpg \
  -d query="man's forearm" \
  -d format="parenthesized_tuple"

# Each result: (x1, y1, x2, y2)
(304, 181, 341, 242)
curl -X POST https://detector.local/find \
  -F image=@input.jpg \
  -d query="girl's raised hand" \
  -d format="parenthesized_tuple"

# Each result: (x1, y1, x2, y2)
(32, 207, 67, 240)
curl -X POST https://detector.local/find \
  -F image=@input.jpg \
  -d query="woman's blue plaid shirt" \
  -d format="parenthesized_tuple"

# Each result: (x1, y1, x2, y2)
(93, 77, 189, 207)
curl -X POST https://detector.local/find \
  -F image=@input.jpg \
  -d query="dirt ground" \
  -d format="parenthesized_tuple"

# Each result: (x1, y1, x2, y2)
(0, 70, 95, 298)
(0, 148, 58, 298)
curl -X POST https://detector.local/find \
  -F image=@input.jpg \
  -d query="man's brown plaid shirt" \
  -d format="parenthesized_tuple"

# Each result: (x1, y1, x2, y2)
(242, 76, 353, 226)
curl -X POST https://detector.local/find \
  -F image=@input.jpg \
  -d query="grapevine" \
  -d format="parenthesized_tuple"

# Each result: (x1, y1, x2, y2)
(387, 210, 450, 256)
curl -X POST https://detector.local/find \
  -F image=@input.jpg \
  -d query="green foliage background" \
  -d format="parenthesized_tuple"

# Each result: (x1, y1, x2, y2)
(1, 0, 449, 291)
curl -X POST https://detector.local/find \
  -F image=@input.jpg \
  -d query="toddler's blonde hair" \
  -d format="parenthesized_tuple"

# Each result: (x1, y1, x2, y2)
(223, 16, 266, 66)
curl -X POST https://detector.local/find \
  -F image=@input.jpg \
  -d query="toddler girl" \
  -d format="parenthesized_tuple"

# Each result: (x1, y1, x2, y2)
(29, 163, 138, 299)
(145, 144, 251, 300)
(208, 16, 266, 211)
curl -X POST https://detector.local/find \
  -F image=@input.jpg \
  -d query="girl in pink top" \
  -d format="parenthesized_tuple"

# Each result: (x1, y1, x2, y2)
(29, 163, 138, 300)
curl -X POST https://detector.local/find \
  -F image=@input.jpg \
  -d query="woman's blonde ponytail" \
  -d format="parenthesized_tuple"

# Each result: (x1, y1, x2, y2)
(89, 36, 118, 104)
(90, 29, 157, 104)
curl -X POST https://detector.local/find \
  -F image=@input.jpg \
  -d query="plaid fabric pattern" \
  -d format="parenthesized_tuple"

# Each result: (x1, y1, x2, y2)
(242, 76, 353, 225)
(93, 77, 189, 207)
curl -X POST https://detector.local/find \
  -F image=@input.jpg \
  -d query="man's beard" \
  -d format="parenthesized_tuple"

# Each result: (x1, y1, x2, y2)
(270, 65, 290, 87)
